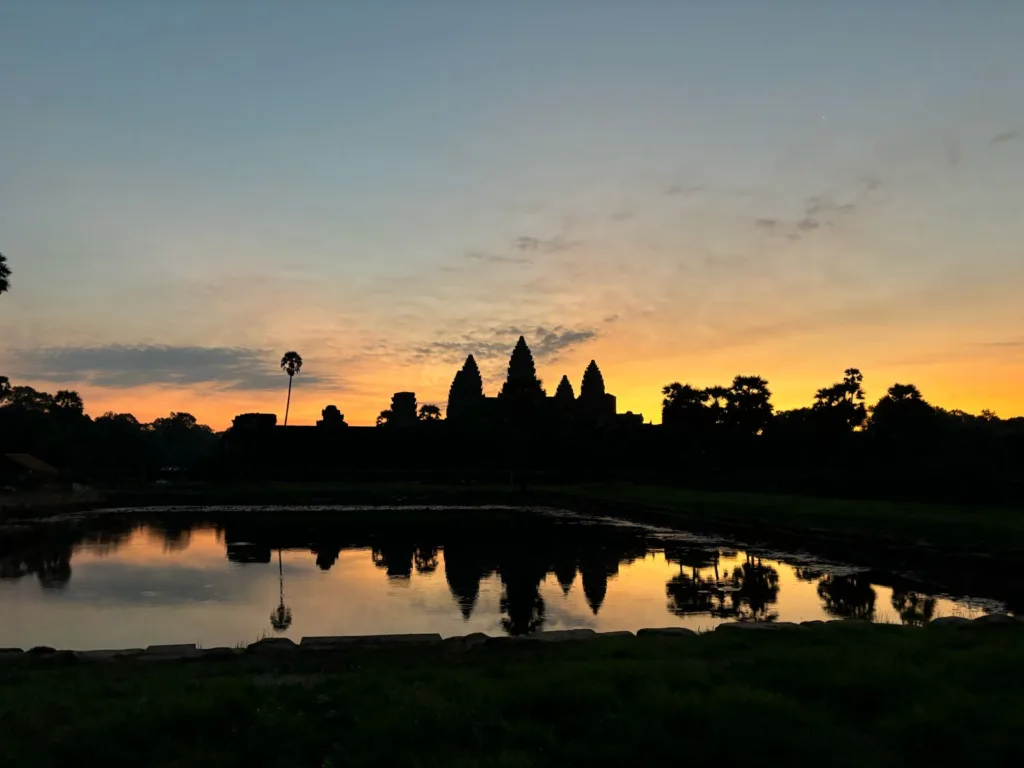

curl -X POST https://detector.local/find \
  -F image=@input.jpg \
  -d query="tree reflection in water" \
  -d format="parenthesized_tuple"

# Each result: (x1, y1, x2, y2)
(1, 513, 986, 639)
(665, 548, 780, 623)
(270, 549, 293, 632)
(891, 590, 936, 626)
(817, 574, 877, 621)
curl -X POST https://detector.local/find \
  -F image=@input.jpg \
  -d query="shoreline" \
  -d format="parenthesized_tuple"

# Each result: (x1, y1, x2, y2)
(3, 615, 1021, 660)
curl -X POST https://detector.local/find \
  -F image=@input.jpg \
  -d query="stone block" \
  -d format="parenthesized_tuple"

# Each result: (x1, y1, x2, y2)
(247, 638, 298, 653)
(930, 617, 972, 628)
(142, 644, 200, 660)
(637, 627, 697, 637)
(718, 622, 804, 632)
(442, 633, 491, 650)
(299, 634, 442, 649)
(824, 619, 872, 628)
(972, 614, 1020, 627)
(596, 631, 635, 639)
(200, 647, 242, 659)
(76, 649, 143, 661)
(534, 629, 597, 642)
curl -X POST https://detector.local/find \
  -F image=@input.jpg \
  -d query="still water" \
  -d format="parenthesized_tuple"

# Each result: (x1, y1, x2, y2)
(0, 506, 1002, 650)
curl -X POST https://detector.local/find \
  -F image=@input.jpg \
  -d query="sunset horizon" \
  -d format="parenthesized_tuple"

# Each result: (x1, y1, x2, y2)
(3, 2, 1022, 430)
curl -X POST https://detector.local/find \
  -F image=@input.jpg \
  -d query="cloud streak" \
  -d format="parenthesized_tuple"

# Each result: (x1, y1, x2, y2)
(515, 235, 579, 254)
(754, 194, 858, 240)
(415, 325, 598, 364)
(465, 251, 532, 265)
(13, 345, 335, 391)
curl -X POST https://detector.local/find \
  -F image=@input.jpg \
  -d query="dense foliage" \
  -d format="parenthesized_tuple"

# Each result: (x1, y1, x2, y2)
(0, 378, 218, 480)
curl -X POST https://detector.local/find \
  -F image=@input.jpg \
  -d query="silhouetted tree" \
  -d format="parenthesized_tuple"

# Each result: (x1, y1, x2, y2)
(705, 385, 730, 426)
(447, 355, 484, 422)
(817, 573, 876, 621)
(53, 390, 84, 414)
(499, 336, 545, 403)
(869, 383, 939, 440)
(418, 404, 442, 422)
(891, 589, 936, 626)
(0, 376, 11, 404)
(662, 383, 711, 432)
(280, 351, 303, 426)
(500, 571, 546, 635)
(6, 385, 53, 411)
(372, 542, 415, 578)
(270, 549, 293, 632)
(726, 376, 774, 435)
(812, 368, 867, 431)
(376, 410, 392, 426)
(666, 571, 717, 616)
(729, 558, 781, 621)
(0, 253, 10, 296)
(36, 550, 72, 589)
(151, 412, 216, 469)
(665, 545, 720, 580)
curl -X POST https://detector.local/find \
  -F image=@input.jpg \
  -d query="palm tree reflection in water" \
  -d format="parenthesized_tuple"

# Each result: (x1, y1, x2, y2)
(270, 549, 293, 632)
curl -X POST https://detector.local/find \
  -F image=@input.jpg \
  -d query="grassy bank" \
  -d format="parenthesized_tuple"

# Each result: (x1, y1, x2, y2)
(1, 627, 1022, 767)
(11, 479, 1024, 562)
(557, 483, 1024, 556)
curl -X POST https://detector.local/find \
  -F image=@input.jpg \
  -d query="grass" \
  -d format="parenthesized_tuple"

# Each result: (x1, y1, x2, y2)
(17, 478, 1024, 561)
(555, 483, 1024, 556)
(1, 627, 1022, 767)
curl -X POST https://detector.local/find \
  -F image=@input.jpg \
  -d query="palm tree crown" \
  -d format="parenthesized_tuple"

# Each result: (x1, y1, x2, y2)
(0, 253, 11, 296)
(280, 351, 303, 426)
(280, 351, 303, 377)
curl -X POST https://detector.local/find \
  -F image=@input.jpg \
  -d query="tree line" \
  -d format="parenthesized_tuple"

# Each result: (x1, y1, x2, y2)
(662, 368, 1022, 440)
(0, 377, 218, 479)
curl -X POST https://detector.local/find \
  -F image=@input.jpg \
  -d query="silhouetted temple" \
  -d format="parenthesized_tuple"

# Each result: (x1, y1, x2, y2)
(222, 336, 644, 480)
(445, 336, 635, 429)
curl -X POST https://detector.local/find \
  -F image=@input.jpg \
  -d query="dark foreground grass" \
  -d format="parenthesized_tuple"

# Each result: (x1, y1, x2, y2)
(1, 626, 1022, 767)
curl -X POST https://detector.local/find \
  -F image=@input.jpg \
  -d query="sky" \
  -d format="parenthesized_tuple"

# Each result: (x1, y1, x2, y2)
(1, 1, 1023, 428)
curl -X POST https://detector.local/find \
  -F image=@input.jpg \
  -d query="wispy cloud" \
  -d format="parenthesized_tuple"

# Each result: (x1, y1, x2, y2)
(990, 130, 1018, 145)
(465, 251, 532, 265)
(13, 345, 336, 391)
(414, 325, 598, 364)
(754, 194, 857, 240)
(515, 235, 579, 254)
(979, 339, 1024, 348)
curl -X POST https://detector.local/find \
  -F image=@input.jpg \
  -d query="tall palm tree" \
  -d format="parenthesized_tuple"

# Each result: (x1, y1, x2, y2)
(0, 253, 10, 296)
(280, 351, 303, 426)
(269, 549, 293, 632)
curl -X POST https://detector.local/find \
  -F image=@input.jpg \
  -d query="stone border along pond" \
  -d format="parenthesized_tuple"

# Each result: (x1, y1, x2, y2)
(1, 616, 1020, 662)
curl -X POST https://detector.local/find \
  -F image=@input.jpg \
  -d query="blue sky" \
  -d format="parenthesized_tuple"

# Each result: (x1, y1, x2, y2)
(2, 1, 1023, 426)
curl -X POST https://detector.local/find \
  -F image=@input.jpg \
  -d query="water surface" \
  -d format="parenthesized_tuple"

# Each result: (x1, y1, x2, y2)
(0, 506, 1002, 650)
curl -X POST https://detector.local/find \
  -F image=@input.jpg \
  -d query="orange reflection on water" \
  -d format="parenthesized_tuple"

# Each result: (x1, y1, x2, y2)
(0, 523, 995, 651)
